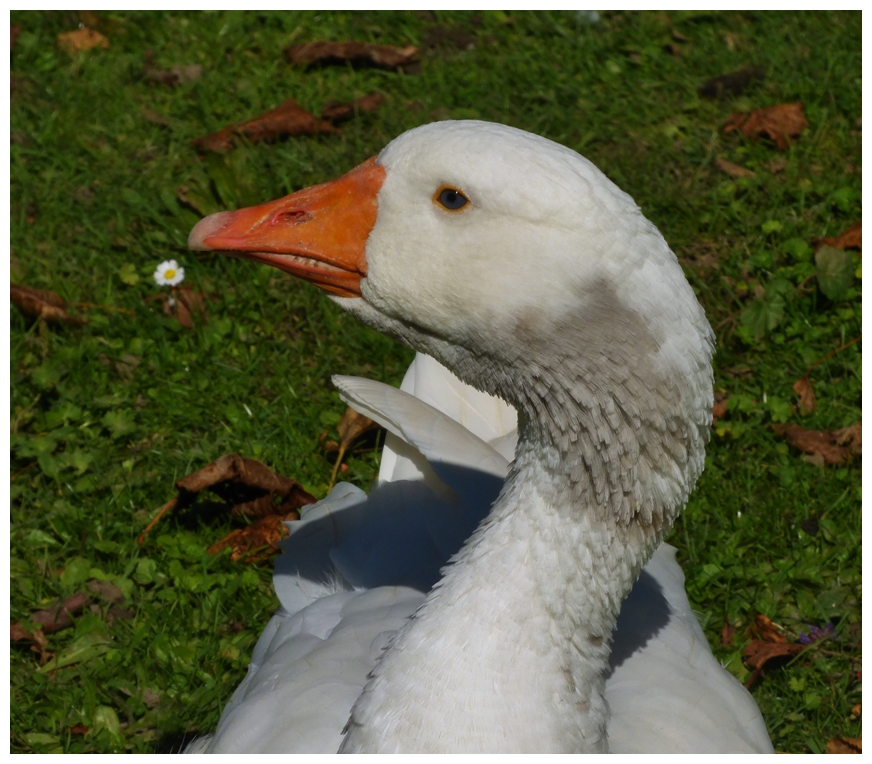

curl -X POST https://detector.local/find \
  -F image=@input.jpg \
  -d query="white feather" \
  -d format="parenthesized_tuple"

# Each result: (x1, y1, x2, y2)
(196, 354, 772, 753)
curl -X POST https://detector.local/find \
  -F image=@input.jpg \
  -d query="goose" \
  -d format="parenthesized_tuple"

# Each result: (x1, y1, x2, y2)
(186, 120, 773, 753)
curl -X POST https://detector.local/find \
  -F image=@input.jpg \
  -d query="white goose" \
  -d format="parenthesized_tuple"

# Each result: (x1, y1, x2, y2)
(187, 121, 773, 753)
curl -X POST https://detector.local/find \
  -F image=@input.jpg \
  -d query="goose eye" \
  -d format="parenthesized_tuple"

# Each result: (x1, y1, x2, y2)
(435, 187, 469, 211)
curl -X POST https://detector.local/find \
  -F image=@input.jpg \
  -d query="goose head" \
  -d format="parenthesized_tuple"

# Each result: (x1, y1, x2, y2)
(190, 120, 714, 532)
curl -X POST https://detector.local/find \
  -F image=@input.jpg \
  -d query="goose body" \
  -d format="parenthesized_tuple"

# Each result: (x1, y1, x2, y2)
(187, 121, 773, 753)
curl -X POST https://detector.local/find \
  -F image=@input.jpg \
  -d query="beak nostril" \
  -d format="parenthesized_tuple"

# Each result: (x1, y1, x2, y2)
(274, 210, 312, 225)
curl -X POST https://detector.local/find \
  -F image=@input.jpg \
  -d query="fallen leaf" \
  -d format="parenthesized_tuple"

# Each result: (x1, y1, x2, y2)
(793, 376, 816, 413)
(69, 724, 89, 736)
(833, 422, 862, 456)
(712, 391, 730, 423)
(827, 737, 862, 754)
(752, 614, 787, 643)
(850, 703, 861, 718)
(814, 220, 862, 252)
(176, 453, 317, 519)
(193, 98, 337, 152)
(173, 286, 208, 328)
(699, 66, 764, 99)
(138, 454, 317, 545)
(11, 24, 20, 48)
(11, 283, 87, 325)
(321, 92, 386, 123)
(337, 406, 379, 448)
(715, 157, 756, 178)
(207, 514, 290, 563)
(772, 422, 861, 465)
(57, 27, 109, 56)
(327, 406, 380, 488)
(721, 620, 735, 647)
(286, 41, 419, 71)
(743, 639, 804, 669)
(146, 286, 209, 328)
(11, 593, 91, 641)
(723, 101, 807, 150)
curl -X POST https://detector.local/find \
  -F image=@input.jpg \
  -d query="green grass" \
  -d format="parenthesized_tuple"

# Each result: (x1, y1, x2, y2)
(10, 11, 861, 753)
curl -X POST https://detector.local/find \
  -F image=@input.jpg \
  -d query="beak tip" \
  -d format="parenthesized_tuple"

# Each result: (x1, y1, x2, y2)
(188, 211, 235, 251)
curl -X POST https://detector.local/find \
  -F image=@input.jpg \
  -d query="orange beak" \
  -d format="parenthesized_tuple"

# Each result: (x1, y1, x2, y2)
(188, 157, 386, 297)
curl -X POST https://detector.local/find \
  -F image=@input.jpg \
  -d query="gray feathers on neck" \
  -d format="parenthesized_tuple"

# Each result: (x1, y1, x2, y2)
(353, 272, 713, 535)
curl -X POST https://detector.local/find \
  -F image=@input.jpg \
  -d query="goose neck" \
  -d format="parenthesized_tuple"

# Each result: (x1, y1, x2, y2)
(340, 439, 644, 752)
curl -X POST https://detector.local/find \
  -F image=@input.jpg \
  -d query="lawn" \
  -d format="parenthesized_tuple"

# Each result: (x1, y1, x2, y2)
(10, 10, 861, 753)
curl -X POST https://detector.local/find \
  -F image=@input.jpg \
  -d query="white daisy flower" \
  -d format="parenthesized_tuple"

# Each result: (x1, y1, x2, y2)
(154, 259, 185, 286)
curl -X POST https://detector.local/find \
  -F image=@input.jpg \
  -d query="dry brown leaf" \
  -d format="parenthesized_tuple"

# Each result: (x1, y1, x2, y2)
(723, 101, 807, 150)
(793, 376, 817, 414)
(827, 737, 862, 754)
(138, 454, 316, 546)
(175, 453, 317, 519)
(772, 422, 861, 465)
(752, 614, 787, 643)
(833, 422, 862, 456)
(850, 704, 861, 718)
(11, 593, 91, 642)
(715, 157, 756, 178)
(286, 41, 419, 71)
(712, 391, 729, 423)
(173, 286, 208, 328)
(193, 98, 337, 152)
(57, 27, 109, 56)
(327, 406, 380, 489)
(337, 406, 379, 449)
(721, 620, 735, 647)
(11, 283, 87, 325)
(814, 220, 862, 252)
(146, 286, 209, 328)
(207, 514, 290, 563)
(743, 639, 804, 671)
(321, 92, 386, 123)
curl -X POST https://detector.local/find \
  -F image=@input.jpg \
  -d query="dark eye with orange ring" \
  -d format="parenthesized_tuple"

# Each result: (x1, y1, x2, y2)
(434, 186, 469, 211)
